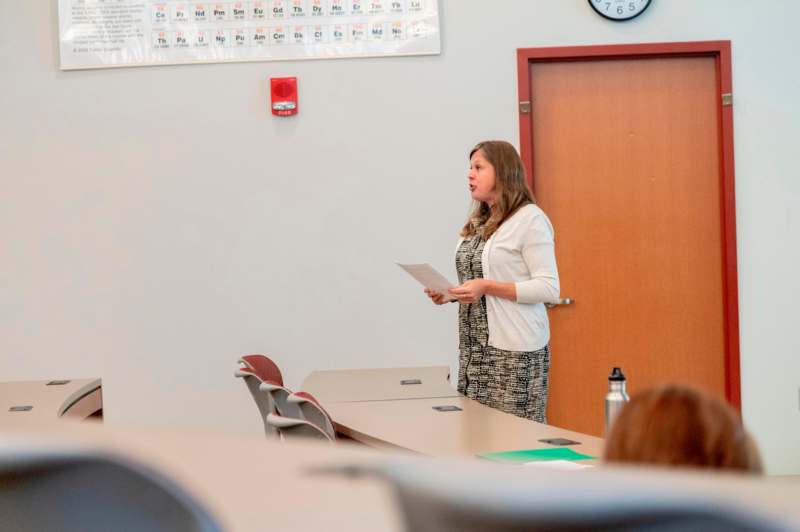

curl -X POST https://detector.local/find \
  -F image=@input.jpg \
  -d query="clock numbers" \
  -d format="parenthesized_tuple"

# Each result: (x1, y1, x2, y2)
(590, 0, 652, 21)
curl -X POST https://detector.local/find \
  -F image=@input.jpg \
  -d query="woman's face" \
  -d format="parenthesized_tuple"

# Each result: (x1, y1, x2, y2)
(468, 149, 497, 205)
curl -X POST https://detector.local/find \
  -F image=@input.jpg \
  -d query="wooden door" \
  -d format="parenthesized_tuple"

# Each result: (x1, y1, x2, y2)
(518, 43, 740, 437)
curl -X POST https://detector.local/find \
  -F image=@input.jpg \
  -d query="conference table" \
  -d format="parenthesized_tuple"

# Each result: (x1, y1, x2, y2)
(302, 366, 604, 460)
(0, 378, 103, 425)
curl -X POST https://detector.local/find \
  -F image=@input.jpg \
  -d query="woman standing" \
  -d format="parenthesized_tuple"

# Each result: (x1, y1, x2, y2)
(425, 140, 559, 422)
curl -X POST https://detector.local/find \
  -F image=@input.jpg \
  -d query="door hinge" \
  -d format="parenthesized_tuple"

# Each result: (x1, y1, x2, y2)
(519, 101, 531, 114)
(722, 93, 733, 107)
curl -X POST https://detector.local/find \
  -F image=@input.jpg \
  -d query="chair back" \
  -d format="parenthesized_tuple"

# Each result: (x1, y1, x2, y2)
(0, 450, 222, 532)
(238, 354, 283, 385)
(288, 391, 336, 440)
(376, 458, 787, 532)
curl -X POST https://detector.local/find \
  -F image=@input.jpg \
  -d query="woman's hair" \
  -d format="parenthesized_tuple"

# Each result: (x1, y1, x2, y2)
(604, 384, 763, 474)
(461, 140, 535, 240)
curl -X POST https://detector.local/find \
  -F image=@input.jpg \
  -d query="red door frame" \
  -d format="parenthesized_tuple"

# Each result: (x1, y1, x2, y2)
(517, 41, 740, 409)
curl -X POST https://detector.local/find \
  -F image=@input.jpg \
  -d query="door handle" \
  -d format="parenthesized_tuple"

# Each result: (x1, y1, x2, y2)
(545, 298, 573, 309)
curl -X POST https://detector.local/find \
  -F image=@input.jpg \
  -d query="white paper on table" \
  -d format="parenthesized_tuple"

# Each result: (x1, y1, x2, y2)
(396, 262, 456, 301)
(522, 460, 594, 470)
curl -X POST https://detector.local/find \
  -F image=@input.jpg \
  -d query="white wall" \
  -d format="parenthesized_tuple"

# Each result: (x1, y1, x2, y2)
(1, 0, 798, 474)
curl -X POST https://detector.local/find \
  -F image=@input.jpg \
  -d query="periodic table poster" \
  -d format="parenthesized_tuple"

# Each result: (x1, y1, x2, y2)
(58, 0, 440, 70)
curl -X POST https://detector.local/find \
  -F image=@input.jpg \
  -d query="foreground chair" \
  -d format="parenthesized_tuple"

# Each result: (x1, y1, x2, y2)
(375, 458, 786, 532)
(0, 450, 221, 532)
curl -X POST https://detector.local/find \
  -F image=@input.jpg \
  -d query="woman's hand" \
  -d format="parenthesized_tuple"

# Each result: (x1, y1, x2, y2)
(424, 288, 449, 305)
(448, 279, 489, 304)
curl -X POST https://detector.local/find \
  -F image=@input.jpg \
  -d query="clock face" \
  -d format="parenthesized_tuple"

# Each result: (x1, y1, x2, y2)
(588, 0, 652, 21)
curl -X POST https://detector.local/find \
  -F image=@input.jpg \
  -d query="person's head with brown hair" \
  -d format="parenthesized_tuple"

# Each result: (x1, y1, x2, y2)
(604, 384, 763, 474)
(461, 140, 535, 240)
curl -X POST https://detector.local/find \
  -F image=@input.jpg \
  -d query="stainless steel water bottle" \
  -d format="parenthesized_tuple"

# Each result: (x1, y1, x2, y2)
(604, 367, 629, 433)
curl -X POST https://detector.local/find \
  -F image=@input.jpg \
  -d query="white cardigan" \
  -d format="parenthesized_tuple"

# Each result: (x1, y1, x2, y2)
(456, 204, 560, 352)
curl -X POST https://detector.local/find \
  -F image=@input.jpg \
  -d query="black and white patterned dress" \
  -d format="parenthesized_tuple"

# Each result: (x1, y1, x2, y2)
(455, 233, 551, 423)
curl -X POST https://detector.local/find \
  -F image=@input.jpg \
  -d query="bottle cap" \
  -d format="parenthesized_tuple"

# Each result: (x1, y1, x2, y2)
(609, 367, 626, 382)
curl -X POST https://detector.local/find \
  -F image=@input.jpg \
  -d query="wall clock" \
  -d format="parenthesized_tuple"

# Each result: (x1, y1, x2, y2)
(588, 0, 652, 21)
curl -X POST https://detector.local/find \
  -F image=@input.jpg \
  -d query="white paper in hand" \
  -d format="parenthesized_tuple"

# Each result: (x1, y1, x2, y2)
(396, 263, 456, 301)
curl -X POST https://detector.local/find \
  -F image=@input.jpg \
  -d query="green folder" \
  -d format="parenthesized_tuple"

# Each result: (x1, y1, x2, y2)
(476, 447, 594, 463)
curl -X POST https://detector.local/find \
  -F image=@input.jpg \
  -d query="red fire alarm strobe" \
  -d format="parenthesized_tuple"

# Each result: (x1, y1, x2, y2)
(271, 77, 298, 116)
